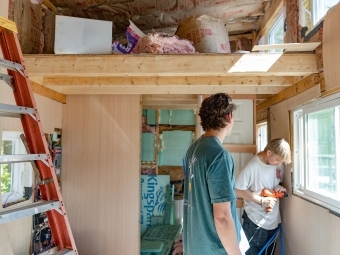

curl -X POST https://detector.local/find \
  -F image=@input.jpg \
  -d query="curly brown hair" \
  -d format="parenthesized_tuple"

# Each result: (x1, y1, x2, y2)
(198, 93, 237, 131)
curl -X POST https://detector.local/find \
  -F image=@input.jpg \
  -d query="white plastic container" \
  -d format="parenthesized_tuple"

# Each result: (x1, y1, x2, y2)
(54, 15, 112, 54)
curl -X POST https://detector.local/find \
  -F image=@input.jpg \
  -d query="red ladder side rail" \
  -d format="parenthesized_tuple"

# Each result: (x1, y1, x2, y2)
(0, 27, 77, 254)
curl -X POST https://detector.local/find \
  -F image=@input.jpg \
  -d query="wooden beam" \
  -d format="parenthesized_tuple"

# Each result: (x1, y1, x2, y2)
(223, 144, 257, 154)
(24, 53, 318, 77)
(227, 22, 255, 33)
(256, 73, 320, 111)
(203, 94, 272, 100)
(42, 76, 294, 87)
(30, 81, 66, 104)
(46, 85, 286, 95)
(143, 95, 198, 100)
(229, 33, 254, 42)
(142, 95, 198, 109)
(260, 0, 284, 35)
(43, 0, 58, 15)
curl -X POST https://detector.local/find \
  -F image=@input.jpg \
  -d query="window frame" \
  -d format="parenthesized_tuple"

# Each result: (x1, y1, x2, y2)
(256, 122, 268, 153)
(267, 12, 285, 53)
(311, 0, 340, 27)
(293, 92, 340, 213)
(1, 131, 32, 205)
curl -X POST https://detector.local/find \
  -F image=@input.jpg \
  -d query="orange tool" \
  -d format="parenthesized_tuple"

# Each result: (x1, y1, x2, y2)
(261, 189, 288, 212)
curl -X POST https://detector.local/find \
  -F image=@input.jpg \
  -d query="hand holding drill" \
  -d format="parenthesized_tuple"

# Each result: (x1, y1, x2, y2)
(261, 187, 288, 212)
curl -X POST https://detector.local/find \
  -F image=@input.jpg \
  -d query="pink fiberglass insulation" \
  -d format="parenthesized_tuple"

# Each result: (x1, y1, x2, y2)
(132, 33, 196, 54)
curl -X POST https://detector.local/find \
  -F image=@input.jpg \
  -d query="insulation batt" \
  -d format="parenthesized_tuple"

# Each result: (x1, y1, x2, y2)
(132, 33, 196, 54)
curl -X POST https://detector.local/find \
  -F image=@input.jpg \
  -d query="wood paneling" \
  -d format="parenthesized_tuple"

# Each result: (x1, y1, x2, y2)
(270, 90, 340, 255)
(61, 95, 141, 255)
(323, 3, 340, 91)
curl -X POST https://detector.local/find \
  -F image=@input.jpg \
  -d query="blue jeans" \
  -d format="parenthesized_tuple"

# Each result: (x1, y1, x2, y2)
(242, 211, 278, 255)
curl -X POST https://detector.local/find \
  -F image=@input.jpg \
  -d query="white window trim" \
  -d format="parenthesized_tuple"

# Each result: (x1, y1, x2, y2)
(267, 11, 285, 53)
(311, 0, 340, 27)
(1, 131, 32, 205)
(256, 122, 268, 153)
(293, 92, 340, 214)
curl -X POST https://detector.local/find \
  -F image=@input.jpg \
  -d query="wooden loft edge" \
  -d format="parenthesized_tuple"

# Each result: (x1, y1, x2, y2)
(43, 85, 286, 95)
(30, 80, 66, 104)
(256, 73, 322, 112)
(43, 76, 294, 87)
(24, 53, 318, 77)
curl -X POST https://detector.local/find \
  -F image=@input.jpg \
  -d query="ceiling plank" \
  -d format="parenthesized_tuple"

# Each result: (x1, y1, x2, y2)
(30, 80, 67, 104)
(49, 85, 286, 95)
(24, 53, 318, 77)
(256, 73, 321, 111)
(42, 76, 294, 87)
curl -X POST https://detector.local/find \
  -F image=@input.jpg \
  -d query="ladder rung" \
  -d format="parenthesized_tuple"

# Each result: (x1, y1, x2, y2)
(0, 72, 14, 90)
(0, 57, 23, 74)
(0, 154, 48, 164)
(53, 249, 74, 255)
(0, 200, 60, 224)
(0, 103, 35, 118)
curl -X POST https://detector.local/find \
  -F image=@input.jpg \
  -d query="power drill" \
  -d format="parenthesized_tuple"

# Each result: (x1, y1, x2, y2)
(261, 188, 288, 212)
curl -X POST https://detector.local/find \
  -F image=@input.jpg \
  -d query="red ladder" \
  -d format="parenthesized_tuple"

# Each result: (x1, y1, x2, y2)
(0, 18, 77, 255)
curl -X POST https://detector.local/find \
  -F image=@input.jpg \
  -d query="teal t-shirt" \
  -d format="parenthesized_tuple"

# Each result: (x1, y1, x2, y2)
(183, 136, 241, 255)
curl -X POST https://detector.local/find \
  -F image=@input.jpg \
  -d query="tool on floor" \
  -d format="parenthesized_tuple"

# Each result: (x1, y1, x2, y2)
(0, 16, 77, 255)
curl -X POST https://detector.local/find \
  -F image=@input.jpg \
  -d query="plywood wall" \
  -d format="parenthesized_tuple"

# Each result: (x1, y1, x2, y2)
(323, 3, 340, 91)
(61, 95, 141, 255)
(270, 87, 340, 255)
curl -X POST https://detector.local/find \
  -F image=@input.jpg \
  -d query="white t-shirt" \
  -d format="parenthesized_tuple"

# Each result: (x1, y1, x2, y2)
(235, 155, 284, 230)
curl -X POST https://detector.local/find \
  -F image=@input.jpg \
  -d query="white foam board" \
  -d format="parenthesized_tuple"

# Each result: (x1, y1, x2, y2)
(54, 15, 112, 54)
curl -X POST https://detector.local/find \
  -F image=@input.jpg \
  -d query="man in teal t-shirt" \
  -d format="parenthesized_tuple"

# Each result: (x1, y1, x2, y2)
(183, 93, 242, 255)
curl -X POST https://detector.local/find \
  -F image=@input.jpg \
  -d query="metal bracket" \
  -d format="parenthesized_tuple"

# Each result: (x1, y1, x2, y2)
(40, 178, 54, 185)
(54, 208, 63, 215)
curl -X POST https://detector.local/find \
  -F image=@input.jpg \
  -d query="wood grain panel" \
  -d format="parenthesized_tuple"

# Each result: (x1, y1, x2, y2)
(35, 94, 62, 133)
(62, 95, 141, 255)
(323, 3, 340, 92)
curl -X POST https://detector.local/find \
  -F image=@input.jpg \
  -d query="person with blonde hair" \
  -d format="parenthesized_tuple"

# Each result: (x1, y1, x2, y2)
(235, 138, 292, 255)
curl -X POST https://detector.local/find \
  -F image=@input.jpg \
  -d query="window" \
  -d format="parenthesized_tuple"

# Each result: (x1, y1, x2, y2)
(257, 122, 268, 152)
(1, 131, 32, 206)
(268, 13, 284, 53)
(293, 92, 340, 212)
(312, 0, 340, 26)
